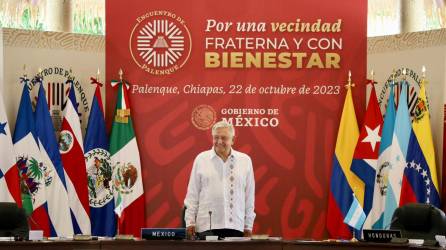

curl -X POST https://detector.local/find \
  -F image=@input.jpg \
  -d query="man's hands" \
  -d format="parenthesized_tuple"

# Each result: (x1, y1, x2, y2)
(243, 229, 252, 237)
(186, 226, 196, 240)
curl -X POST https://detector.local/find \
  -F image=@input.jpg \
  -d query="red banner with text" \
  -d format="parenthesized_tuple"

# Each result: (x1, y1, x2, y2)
(106, 0, 367, 238)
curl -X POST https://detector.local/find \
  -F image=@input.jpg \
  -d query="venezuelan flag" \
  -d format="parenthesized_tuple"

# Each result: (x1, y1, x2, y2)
(400, 80, 440, 207)
(327, 87, 364, 239)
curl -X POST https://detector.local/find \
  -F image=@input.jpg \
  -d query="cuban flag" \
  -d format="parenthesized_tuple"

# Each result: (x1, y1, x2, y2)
(13, 83, 51, 236)
(35, 83, 74, 237)
(350, 84, 383, 229)
(400, 80, 440, 207)
(60, 80, 91, 235)
(383, 81, 411, 228)
(84, 80, 116, 236)
(0, 89, 21, 206)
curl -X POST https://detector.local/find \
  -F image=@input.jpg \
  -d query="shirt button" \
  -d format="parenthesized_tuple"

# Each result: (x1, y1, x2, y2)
(230, 189, 234, 195)
(230, 176, 234, 182)
(230, 203, 233, 208)
(229, 218, 233, 222)
(230, 165, 234, 169)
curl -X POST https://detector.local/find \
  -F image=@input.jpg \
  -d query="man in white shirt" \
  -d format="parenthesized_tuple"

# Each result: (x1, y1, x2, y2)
(184, 120, 256, 239)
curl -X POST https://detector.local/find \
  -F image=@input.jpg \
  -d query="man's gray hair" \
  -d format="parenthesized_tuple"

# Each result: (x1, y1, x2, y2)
(211, 120, 235, 138)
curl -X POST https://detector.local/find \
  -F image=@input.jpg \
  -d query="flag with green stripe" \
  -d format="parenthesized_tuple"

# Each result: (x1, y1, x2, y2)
(110, 81, 145, 237)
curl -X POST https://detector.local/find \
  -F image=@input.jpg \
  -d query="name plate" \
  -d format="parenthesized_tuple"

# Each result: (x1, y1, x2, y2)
(141, 228, 186, 240)
(363, 229, 401, 243)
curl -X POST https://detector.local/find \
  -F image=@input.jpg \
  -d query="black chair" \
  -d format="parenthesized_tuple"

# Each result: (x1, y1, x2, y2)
(0, 202, 29, 239)
(390, 203, 446, 240)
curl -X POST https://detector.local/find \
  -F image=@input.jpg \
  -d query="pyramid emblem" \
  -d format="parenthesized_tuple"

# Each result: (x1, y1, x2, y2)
(153, 36, 168, 48)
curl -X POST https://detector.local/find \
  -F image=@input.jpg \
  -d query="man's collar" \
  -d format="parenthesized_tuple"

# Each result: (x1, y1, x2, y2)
(210, 147, 235, 161)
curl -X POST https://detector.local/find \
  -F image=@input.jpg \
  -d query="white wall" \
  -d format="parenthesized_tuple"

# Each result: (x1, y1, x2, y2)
(368, 29, 446, 184)
(0, 28, 105, 135)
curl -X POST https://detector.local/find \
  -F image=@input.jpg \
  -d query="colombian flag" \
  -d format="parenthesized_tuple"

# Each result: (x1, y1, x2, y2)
(327, 87, 363, 239)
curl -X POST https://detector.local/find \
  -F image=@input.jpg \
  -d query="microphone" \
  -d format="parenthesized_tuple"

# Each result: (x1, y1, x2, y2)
(197, 210, 214, 240)
(209, 211, 212, 231)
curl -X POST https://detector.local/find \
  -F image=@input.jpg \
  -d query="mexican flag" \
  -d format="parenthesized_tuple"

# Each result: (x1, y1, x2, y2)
(110, 81, 145, 237)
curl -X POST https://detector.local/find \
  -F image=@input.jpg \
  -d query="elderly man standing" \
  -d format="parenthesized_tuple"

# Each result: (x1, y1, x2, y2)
(184, 120, 256, 239)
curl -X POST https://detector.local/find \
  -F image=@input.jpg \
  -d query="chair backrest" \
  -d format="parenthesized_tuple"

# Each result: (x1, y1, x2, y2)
(0, 202, 29, 239)
(390, 203, 446, 240)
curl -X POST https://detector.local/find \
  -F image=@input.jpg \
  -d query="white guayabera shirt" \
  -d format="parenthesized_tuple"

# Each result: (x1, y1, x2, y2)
(184, 148, 256, 233)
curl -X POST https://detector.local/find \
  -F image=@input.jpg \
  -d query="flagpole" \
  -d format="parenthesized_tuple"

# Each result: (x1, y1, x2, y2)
(346, 70, 359, 242)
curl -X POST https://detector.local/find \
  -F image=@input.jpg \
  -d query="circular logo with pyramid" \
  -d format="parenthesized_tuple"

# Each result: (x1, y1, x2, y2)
(130, 11, 192, 75)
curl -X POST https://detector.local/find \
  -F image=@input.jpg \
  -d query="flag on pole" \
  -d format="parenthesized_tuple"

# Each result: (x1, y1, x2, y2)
(400, 79, 440, 207)
(13, 83, 51, 236)
(0, 88, 21, 206)
(110, 80, 145, 237)
(350, 83, 383, 223)
(84, 78, 116, 236)
(365, 82, 396, 229)
(35, 82, 74, 237)
(383, 81, 411, 228)
(60, 80, 91, 235)
(344, 194, 366, 230)
(326, 87, 361, 239)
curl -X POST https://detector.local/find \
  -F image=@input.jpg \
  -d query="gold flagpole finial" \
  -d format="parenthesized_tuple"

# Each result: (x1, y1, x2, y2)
(421, 65, 427, 86)
(23, 64, 27, 78)
(391, 69, 396, 87)
(119, 68, 123, 82)
(97, 68, 100, 82)
(370, 70, 374, 82)
(402, 68, 407, 80)
(67, 68, 74, 81)
(37, 67, 42, 79)
(345, 70, 355, 89)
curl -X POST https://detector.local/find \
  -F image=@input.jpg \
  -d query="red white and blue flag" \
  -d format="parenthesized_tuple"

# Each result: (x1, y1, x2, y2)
(60, 80, 91, 235)
(350, 83, 383, 229)
(13, 83, 51, 236)
(0, 88, 21, 206)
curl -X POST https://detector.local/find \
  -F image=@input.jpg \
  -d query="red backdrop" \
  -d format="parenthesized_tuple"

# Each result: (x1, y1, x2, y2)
(106, 0, 367, 239)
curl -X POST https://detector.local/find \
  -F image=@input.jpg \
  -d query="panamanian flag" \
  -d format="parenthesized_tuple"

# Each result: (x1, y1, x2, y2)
(35, 82, 74, 237)
(0, 88, 21, 206)
(13, 83, 51, 236)
(84, 79, 116, 236)
(350, 83, 383, 229)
